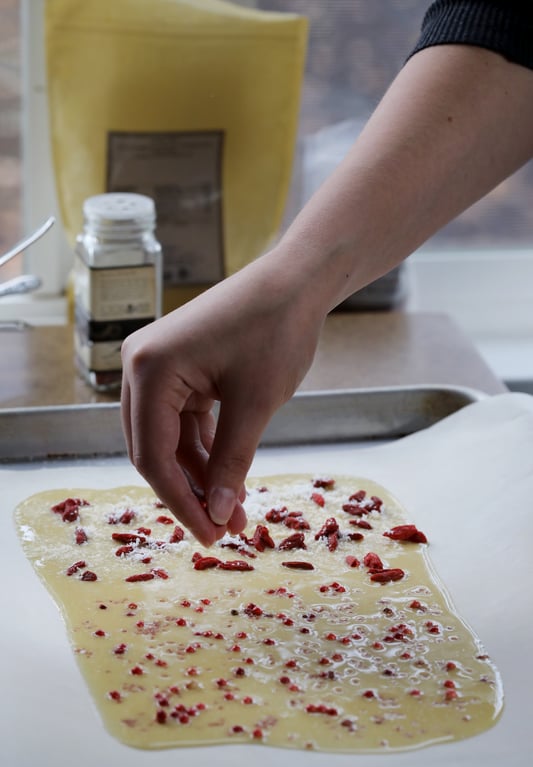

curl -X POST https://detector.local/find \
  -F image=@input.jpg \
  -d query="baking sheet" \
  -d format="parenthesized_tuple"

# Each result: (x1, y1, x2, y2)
(0, 384, 483, 461)
(2, 391, 532, 767)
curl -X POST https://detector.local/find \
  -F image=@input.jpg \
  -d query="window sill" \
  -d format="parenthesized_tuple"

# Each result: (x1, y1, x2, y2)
(0, 294, 67, 326)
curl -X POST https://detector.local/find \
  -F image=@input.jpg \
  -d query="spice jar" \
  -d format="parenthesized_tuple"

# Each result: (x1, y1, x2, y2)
(73, 193, 162, 391)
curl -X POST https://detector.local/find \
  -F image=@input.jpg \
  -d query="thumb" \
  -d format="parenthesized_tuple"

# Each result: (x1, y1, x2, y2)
(206, 399, 270, 527)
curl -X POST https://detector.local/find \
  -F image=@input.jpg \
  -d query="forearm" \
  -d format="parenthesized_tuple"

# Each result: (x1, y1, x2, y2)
(269, 44, 533, 315)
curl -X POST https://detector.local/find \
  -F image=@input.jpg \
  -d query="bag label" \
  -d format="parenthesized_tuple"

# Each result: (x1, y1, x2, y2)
(107, 131, 225, 287)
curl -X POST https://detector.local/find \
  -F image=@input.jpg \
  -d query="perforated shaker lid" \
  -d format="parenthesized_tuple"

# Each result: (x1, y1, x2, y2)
(83, 193, 156, 237)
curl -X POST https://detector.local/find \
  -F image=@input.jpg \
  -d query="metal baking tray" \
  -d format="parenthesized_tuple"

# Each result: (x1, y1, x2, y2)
(0, 384, 484, 462)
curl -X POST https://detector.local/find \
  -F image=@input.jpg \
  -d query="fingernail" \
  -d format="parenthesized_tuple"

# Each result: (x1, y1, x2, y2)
(208, 487, 237, 526)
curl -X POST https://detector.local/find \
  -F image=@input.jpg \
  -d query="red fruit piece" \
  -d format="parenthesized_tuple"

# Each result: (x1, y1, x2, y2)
(80, 570, 97, 581)
(363, 552, 383, 571)
(383, 524, 427, 543)
(281, 561, 314, 570)
(218, 560, 255, 571)
(193, 556, 221, 571)
(313, 478, 335, 489)
(265, 507, 287, 523)
(169, 525, 185, 543)
(125, 572, 155, 582)
(315, 518, 339, 540)
(51, 497, 89, 523)
(111, 532, 147, 545)
(278, 532, 306, 551)
(370, 568, 405, 583)
(252, 524, 275, 552)
(66, 560, 86, 576)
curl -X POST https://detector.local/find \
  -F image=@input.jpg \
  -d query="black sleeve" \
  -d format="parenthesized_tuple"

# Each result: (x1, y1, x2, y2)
(408, 0, 533, 70)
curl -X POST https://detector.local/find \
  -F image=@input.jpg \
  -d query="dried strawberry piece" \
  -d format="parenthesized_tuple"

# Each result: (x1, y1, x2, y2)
(347, 532, 364, 542)
(151, 568, 169, 579)
(311, 492, 325, 507)
(244, 603, 263, 617)
(327, 531, 339, 552)
(383, 525, 427, 544)
(278, 532, 306, 551)
(156, 515, 174, 525)
(363, 552, 383, 571)
(345, 556, 360, 568)
(370, 568, 405, 583)
(218, 560, 254, 571)
(193, 556, 221, 571)
(252, 524, 275, 552)
(281, 561, 314, 570)
(75, 527, 88, 545)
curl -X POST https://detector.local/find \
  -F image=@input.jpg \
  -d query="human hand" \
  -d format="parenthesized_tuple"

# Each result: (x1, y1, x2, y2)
(120, 255, 324, 547)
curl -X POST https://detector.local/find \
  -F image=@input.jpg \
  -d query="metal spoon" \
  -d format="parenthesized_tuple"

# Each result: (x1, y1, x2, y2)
(0, 274, 42, 298)
(0, 216, 55, 269)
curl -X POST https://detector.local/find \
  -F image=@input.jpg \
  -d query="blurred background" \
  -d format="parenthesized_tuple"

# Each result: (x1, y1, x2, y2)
(1, 0, 532, 385)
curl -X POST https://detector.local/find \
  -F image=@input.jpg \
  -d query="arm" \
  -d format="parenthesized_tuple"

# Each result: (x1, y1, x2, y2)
(121, 43, 533, 546)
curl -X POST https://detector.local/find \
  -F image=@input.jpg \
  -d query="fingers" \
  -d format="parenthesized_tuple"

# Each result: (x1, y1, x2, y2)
(120, 374, 133, 459)
(126, 385, 220, 548)
(122, 358, 248, 544)
(206, 397, 270, 528)
(175, 411, 212, 491)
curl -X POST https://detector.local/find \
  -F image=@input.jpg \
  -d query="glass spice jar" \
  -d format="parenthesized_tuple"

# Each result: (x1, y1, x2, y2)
(73, 192, 162, 391)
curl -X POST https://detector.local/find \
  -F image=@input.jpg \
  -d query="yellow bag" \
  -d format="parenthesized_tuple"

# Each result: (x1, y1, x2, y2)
(45, 0, 308, 312)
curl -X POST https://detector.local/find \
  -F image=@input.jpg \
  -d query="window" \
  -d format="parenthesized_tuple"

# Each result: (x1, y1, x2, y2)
(0, 0, 21, 281)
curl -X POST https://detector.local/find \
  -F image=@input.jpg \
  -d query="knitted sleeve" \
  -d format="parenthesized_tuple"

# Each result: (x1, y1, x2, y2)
(409, 0, 533, 70)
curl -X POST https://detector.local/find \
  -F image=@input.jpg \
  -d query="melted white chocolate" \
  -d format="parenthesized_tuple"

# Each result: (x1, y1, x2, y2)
(14, 475, 502, 752)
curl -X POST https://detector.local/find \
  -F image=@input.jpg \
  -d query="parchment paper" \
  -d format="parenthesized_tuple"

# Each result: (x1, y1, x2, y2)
(2, 392, 532, 767)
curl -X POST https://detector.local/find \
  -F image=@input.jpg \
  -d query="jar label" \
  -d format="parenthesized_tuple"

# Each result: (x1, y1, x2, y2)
(107, 131, 225, 287)
(74, 331, 122, 372)
(75, 260, 157, 321)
